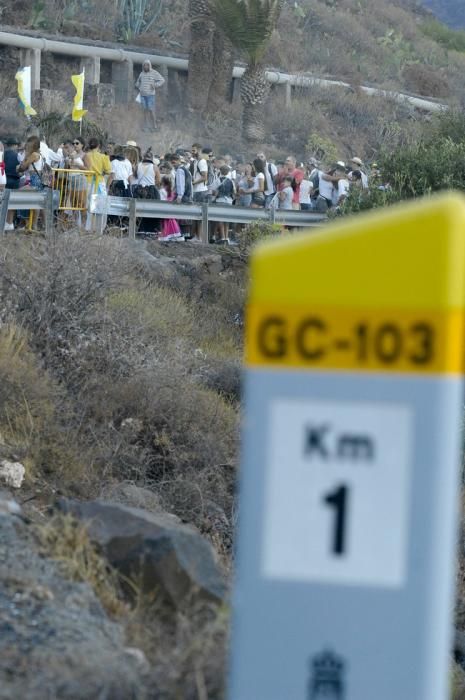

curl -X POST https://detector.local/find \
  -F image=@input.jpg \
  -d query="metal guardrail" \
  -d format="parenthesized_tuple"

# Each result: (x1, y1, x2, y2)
(0, 189, 55, 237)
(0, 190, 326, 241)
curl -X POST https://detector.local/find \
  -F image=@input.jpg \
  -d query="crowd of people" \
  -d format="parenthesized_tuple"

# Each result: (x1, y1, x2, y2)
(0, 131, 376, 241)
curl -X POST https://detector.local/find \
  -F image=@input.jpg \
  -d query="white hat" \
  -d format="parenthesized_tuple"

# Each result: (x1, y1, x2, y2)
(126, 140, 137, 147)
(351, 156, 363, 166)
(336, 161, 346, 169)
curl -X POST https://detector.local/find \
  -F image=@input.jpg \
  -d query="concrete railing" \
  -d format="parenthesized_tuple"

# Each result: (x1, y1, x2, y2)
(0, 190, 327, 241)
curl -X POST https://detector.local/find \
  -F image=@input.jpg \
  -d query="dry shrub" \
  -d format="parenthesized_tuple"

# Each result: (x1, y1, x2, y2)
(402, 63, 450, 98)
(0, 234, 241, 548)
(127, 593, 229, 699)
(0, 324, 86, 484)
(0, 325, 55, 446)
(265, 86, 423, 160)
(36, 514, 127, 617)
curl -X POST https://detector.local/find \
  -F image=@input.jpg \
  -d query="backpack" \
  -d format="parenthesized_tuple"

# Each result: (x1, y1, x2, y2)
(310, 169, 320, 197)
(180, 165, 193, 201)
(199, 160, 216, 189)
(216, 176, 234, 200)
(267, 162, 276, 192)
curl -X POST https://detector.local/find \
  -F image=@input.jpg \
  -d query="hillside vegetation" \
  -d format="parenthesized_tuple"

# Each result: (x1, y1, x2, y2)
(3, 0, 465, 101)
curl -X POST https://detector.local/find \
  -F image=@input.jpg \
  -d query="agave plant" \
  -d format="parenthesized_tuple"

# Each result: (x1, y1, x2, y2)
(209, 0, 283, 142)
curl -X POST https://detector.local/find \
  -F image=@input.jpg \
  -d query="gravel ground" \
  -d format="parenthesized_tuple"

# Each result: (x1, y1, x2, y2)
(0, 514, 147, 700)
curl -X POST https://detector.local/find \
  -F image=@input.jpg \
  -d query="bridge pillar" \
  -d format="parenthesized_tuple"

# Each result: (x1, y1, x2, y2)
(112, 58, 134, 104)
(156, 63, 169, 110)
(19, 48, 41, 90)
(232, 77, 241, 106)
(80, 56, 100, 85)
(285, 81, 292, 108)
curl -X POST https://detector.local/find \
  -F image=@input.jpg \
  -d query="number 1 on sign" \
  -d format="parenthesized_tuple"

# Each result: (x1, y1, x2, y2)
(324, 485, 349, 555)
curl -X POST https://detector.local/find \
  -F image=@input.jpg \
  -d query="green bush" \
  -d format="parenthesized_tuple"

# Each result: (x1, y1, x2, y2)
(239, 219, 282, 253)
(338, 111, 465, 218)
(380, 137, 465, 199)
(421, 19, 465, 53)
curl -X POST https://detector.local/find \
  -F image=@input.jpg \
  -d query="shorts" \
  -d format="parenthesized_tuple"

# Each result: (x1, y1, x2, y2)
(193, 191, 209, 203)
(141, 94, 155, 110)
(251, 192, 265, 207)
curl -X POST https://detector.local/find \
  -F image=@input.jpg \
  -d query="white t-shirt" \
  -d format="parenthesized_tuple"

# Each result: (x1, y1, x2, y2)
(279, 185, 294, 210)
(253, 172, 265, 192)
(30, 154, 44, 173)
(193, 158, 208, 193)
(40, 141, 61, 166)
(336, 178, 350, 204)
(137, 162, 155, 186)
(318, 171, 334, 200)
(264, 162, 277, 196)
(111, 158, 133, 187)
(299, 179, 313, 204)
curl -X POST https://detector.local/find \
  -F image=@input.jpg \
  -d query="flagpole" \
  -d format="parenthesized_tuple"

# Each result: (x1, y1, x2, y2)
(79, 68, 85, 136)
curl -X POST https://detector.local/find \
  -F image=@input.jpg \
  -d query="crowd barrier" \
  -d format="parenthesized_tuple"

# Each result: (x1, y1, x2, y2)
(0, 188, 327, 242)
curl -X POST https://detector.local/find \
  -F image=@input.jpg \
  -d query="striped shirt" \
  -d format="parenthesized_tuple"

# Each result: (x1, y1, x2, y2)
(135, 69, 165, 96)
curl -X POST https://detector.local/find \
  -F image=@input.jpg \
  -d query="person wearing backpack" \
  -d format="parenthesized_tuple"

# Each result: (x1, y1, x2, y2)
(170, 153, 193, 203)
(212, 165, 235, 244)
(190, 143, 211, 241)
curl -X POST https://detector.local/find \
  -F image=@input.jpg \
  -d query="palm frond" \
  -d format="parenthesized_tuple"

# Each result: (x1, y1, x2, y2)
(209, 0, 282, 62)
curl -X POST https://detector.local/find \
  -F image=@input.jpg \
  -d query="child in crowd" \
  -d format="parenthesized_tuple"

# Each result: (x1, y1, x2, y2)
(237, 163, 254, 207)
(278, 175, 294, 210)
(159, 175, 183, 241)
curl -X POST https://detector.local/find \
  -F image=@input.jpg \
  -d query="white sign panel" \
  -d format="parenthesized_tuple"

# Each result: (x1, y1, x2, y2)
(262, 399, 413, 587)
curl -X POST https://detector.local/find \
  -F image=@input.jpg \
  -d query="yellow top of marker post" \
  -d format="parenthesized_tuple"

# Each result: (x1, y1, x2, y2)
(246, 193, 465, 374)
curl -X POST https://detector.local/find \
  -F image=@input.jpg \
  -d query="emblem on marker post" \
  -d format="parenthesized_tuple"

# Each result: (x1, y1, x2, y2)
(309, 650, 346, 699)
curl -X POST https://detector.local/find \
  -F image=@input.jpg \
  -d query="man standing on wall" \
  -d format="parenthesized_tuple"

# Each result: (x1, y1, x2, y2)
(135, 60, 165, 132)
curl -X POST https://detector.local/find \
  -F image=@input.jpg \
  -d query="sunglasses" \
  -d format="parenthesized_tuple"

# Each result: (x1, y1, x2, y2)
(73, 141, 81, 146)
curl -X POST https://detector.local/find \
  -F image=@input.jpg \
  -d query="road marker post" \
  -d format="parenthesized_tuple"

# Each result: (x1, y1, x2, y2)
(230, 193, 465, 700)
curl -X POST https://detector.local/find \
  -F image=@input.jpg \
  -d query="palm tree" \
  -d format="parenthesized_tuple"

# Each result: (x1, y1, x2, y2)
(206, 29, 235, 114)
(187, 0, 216, 112)
(209, 0, 283, 142)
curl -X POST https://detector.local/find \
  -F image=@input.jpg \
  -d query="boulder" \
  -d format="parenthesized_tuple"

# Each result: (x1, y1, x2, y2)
(56, 499, 226, 606)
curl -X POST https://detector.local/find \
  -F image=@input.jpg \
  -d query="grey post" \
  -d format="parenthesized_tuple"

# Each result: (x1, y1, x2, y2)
(44, 188, 54, 239)
(268, 203, 276, 225)
(0, 190, 10, 235)
(201, 202, 209, 244)
(128, 198, 137, 240)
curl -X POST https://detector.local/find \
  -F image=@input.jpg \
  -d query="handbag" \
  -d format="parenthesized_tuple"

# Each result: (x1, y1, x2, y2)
(32, 158, 54, 189)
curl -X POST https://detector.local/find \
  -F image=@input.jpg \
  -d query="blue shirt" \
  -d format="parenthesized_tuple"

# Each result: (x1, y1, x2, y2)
(4, 150, 19, 180)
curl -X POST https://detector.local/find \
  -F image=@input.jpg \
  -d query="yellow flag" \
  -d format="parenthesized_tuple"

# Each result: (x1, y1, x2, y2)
(71, 71, 87, 122)
(15, 67, 37, 117)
